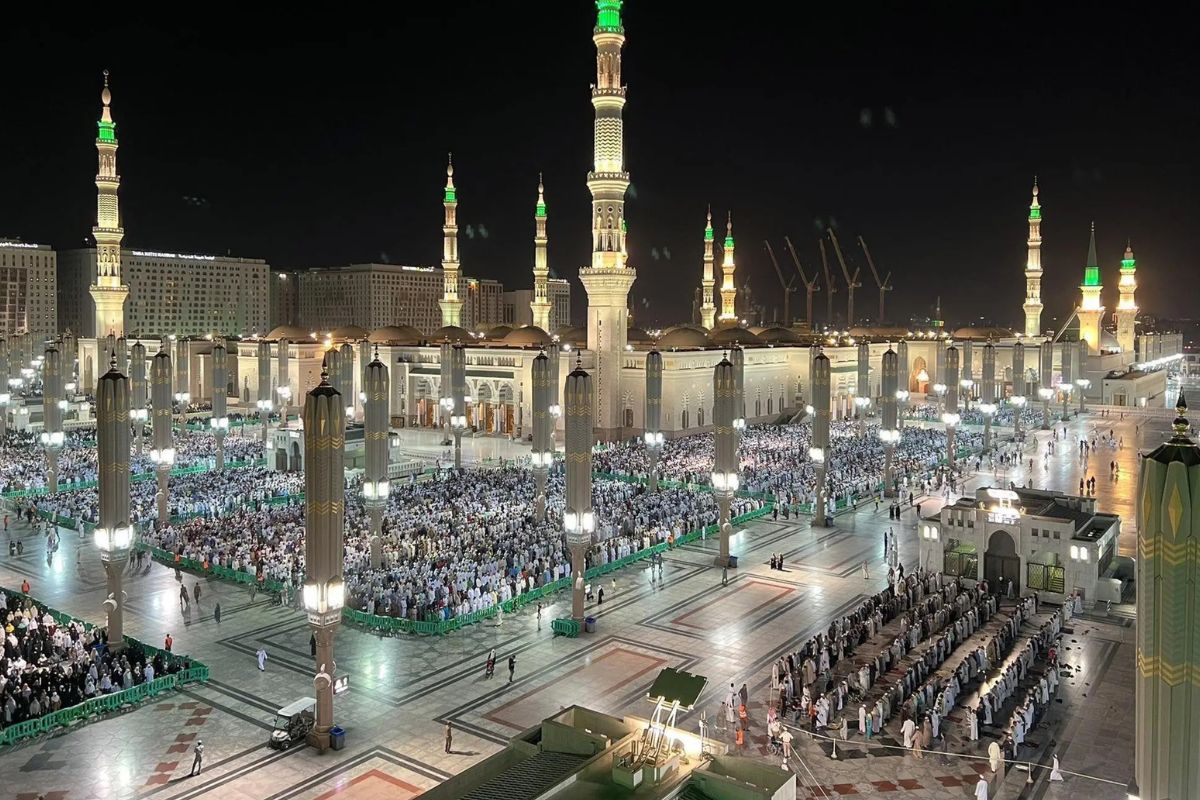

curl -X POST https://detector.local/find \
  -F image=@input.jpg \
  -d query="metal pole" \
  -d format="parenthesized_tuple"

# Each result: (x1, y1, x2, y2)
(713, 354, 737, 566)
(211, 341, 228, 470)
(151, 343, 173, 528)
(532, 351, 552, 521)
(813, 352, 831, 526)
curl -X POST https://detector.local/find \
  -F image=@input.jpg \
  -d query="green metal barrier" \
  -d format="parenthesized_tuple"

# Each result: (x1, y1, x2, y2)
(551, 618, 580, 637)
(2, 459, 265, 499)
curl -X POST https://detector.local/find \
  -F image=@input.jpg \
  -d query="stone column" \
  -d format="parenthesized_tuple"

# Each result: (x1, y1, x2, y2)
(563, 358, 594, 624)
(42, 344, 64, 493)
(211, 342, 228, 470)
(856, 342, 870, 430)
(339, 343, 355, 421)
(358, 339, 371, 420)
(731, 345, 746, 428)
(450, 345, 467, 469)
(115, 335, 128, 377)
(896, 339, 909, 429)
(277, 337, 291, 428)
(961, 340, 973, 388)
(944, 346, 960, 471)
(303, 360, 344, 752)
(130, 341, 147, 455)
(175, 337, 190, 426)
(812, 352, 831, 526)
(1059, 340, 1073, 421)
(257, 341, 272, 450)
(1012, 341, 1026, 440)
(0, 338, 8, 437)
(982, 342, 996, 451)
(548, 344, 562, 439)
(440, 342, 453, 435)
(363, 348, 389, 569)
(712, 354, 738, 566)
(1135, 395, 1200, 800)
(96, 355, 132, 650)
(1039, 340, 1054, 430)
(151, 344, 173, 528)
(531, 351, 552, 521)
(880, 347, 898, 496)
(644, 350, 663, 492)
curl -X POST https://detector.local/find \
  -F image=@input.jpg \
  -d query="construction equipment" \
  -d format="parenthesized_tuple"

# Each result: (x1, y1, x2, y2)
(827, 229, 861, 326)
(784, 236, 820, 329)
(818, 238, 838, 327)
(763, 241, 797, 327)
(857, 235, 893, 323)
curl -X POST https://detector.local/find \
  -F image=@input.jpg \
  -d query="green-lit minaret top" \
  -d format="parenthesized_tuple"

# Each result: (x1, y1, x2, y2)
(536, 173, 546, 218)
(704, 209, 714, 242)
(597, 0, 622, 30)
(1083, 221, 1100, 287)
(97, 70, 116, 142)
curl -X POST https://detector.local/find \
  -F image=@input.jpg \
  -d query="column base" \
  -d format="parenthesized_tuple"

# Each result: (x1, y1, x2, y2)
(307, 730, 331, 752)
(712, 555, 736, 568)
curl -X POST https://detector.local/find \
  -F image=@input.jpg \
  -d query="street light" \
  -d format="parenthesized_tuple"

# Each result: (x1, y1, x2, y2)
(94, 524, 134, 553)
(878, 428, 900, 444)
(808, 446, 825, 463)
(979, 401, 997, 451)
(1057, 381, 1072, 421)
(149, 446, 176, 465)
(1075, 378, 1090, 413)
(1038, 386, 1054, 430)
(1010, 394, 1027, 440)
(959, 378, 974, 411)
(710, 470, 740, 492)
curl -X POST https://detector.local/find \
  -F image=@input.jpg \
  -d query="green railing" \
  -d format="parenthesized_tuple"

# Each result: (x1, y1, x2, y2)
(0, 588, 210, 748)
(591, 471, 776, 502)
(551, 618, 580, 637)
(2, 458, 265, 499)
(133, 543, 290, 595)
(341, 502, 774, 636)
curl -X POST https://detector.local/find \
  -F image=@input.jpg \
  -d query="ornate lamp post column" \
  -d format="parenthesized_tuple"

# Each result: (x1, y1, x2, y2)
(363, 348, 390, 569)
(548, 344, 562, 429)
(563, 357, 594, 624)
(151, 343, 174, 528)
(644, 349, 663, 492)
(942, 346, 961, 472)
(1076, 378, 1090, 413)
(439, 342, 453, 436)
(855, 342, 871, 431)
(1059, 339, 1074, 421)
(303, 361, 345, 752)
(210, 341, 228, 469)
(959, 379, 974, 412)
(731, 345, 746, 431)
(811, 352, 831, 526)
(256, 340, 273, 450)
(980, 342, 997, 452)
(1011, 340, 1026, 440)
(712, 354, 739, 567)
(40, 344, 65, 493)
(129, 341, 147, 455)
(1039, 340, 1054, 430)
(0, 338, 9, 437)
(450, 345, 467, 469)
(115, 335, 128, 376)
(277, 337, 292, 428)
(879, 347, 900, 497)
(96, 356, 133, 650)
(339, 342, 355, 422)
(358, 339, 371, 421)
(531, 351, 553, 520)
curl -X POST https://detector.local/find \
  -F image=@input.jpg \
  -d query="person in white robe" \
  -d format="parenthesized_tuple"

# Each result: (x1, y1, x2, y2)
(858, 704, 867, 735)
(901, 717, 916, 749)
(1049, 754, 1064, 781)
(975, 776, 990, 800)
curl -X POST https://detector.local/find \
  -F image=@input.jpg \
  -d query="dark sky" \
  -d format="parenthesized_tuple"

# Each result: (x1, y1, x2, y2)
(6, 4, 1197, 330)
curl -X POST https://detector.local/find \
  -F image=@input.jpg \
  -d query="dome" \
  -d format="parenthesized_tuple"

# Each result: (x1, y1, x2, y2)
(658, 325, 712, 349)
(368, 325, 423, 345)
(330, 325, 368, 341)
(748, 326, 769, 335)
(556, 326, 588, 347)
(502, 325, 553, 347)
(951, 326, 1015, 341)
(711, 326, 760, 346)
(483, 325, 514, 340)
(626, 326, 654, 344)
(757, 326, 803, 344)
(432, 325, 472, 343)
(266, 324, 313, 341)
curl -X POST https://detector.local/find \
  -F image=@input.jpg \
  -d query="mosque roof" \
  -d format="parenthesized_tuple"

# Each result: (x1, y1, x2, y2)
(950, 326, 1015, 340)
(626, 326, 654, 343)
(329, 325, 368, 341)
(432, 325, 472, 343)
(481, 325, 514, 340)
(849, 325, 913, 339)
(757, 326, 803, 344)
(658, 325, 712, 349)
(502, 326, 553, 346)
(710, 326, 760, 345)
(266, 324, 313, 341)
(556, 326, 588, 346)
(367, 325, 423, 345)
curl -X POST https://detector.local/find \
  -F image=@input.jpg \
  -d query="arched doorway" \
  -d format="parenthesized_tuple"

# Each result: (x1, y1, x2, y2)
(909, 356, 929, 394)
(289, 441, 302, 472)
(275, 447, 288, 471)
(984, 529, 1020, 594)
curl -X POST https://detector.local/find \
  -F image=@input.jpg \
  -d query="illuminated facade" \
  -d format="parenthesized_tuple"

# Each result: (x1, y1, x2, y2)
(0, 241, 56, 341)
(504, 281, 571, 330)
(1078, 222, 1105, 354)
(439, 156, 463, 328)
(700, 208, 716, 330)
(578, 0, 636, 440)
(530, 176, 552, 331)
(88, 71, 129, 338)
(1114, 241, 1138, 355)
(1022, 179, 1043, 337)
(718, 212, 737, 322)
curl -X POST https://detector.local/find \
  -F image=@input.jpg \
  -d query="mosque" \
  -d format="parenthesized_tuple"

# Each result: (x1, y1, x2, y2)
(58, 1, 1180, 450)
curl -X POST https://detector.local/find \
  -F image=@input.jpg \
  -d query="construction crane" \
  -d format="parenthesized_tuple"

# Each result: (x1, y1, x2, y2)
(827, 229, 861, 326)
(817, 238, 838, 327)
(783, 236, 819, 329)
(763, 241, 797, 327)
(857, 235, 893, 323)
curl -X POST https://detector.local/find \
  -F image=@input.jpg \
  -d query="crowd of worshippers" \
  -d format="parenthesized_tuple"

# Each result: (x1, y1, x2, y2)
(0, 590, 189, 730)
(908, 402, 1045, 429)
(36, 467, 302, 528)
(0, 429, 262, 493)
(139, 465, 760, 622)
(593, 421, 983, 507)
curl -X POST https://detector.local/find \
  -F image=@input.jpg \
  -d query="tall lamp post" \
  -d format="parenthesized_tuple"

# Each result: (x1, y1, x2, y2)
(855, 342, 870, 431)
(129, 341, 147, 455)
(450, 345, 467, 469)
(363, 347, 389, 569)
(95, 355, 133, 650)
(812, 352, 831, 526)
(933, 382, 947, 412)
(277, 337, 291, 428)
(256, 341, 272, 450)
(0, 337, 9, 437)
(302, 360, 344, 752)
(151, 343, 174, 528)
(40, 344, 65, 493)
(1076, 378, 1090, 414)
(943, 346, 961, 472)
(439, 342, 453, 438)
(880, 347, 900, 497)
(712, 354, 739, 567)
(644, 349, 663, 491)
(210, 341, 228, 470)
(563, 356, 594, 625)
(339, 342, 355, 421)
(895, 389, 909, 430)
(531, 350, 553, 520)
(960, 379, 974, 412)
(174, 337, 190, 428)
(1039, 340, 1054, 430)
(980, 342, 997, 451)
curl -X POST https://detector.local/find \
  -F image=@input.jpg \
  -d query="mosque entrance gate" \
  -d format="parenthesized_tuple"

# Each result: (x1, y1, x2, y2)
(984, 529, 1020, 594)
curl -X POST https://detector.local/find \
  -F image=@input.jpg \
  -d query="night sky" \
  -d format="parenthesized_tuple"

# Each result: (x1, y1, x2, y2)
(6, 4, 1197, 329)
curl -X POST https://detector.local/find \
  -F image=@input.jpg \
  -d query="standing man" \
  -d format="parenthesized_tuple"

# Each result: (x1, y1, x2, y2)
(508, 654, 516, 683)
(189, 740, 204, 776)
(213, 603, 221, 625)
(444, 722, 453, 754)
(256, 647, 268, 671)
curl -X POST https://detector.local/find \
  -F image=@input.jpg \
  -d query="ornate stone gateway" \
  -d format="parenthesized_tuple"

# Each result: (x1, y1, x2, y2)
(984, 529, 1020, 593)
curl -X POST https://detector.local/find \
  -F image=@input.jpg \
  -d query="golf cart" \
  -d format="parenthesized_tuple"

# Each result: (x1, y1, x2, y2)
(269, 697, 315, 750)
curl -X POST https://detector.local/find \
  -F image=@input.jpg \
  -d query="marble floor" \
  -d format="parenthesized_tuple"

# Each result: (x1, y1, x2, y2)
(0, 409, 1152, 799)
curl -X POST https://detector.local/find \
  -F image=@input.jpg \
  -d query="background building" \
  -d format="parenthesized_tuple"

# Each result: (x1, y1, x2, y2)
(502, 280, 571, 330)
(0, 240, 57, 341)
(58, 248, 269, 337)
(270, 270, 300, 329)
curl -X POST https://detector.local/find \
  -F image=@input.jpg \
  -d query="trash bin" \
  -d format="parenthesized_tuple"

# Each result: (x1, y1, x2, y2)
(728, 555, 739, 569)
(585, 616, 597, 634)
(330, 726, 346, 751)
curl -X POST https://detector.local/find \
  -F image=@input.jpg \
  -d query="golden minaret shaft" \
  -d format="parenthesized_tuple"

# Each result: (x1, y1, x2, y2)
(719, 212, 737, 322)
(89, 70, 128, 337)
(700, 206, 716, 329)
(531, 175, 551, 331)
(439, 154, 463, 328)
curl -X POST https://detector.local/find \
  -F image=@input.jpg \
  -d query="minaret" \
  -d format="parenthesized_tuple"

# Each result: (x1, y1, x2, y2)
(578, 0, 636, 440)
(719, 212, 738, 323)
(1078, 222, 1105, 354)
(438, 154, 463, 329)
(1115, 240, 1138, 356)
(700, 207, 716, 330)
(530, 175, 552, 331)
(1022, 178, 1043, 337)
(89, 71, 128, 338)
